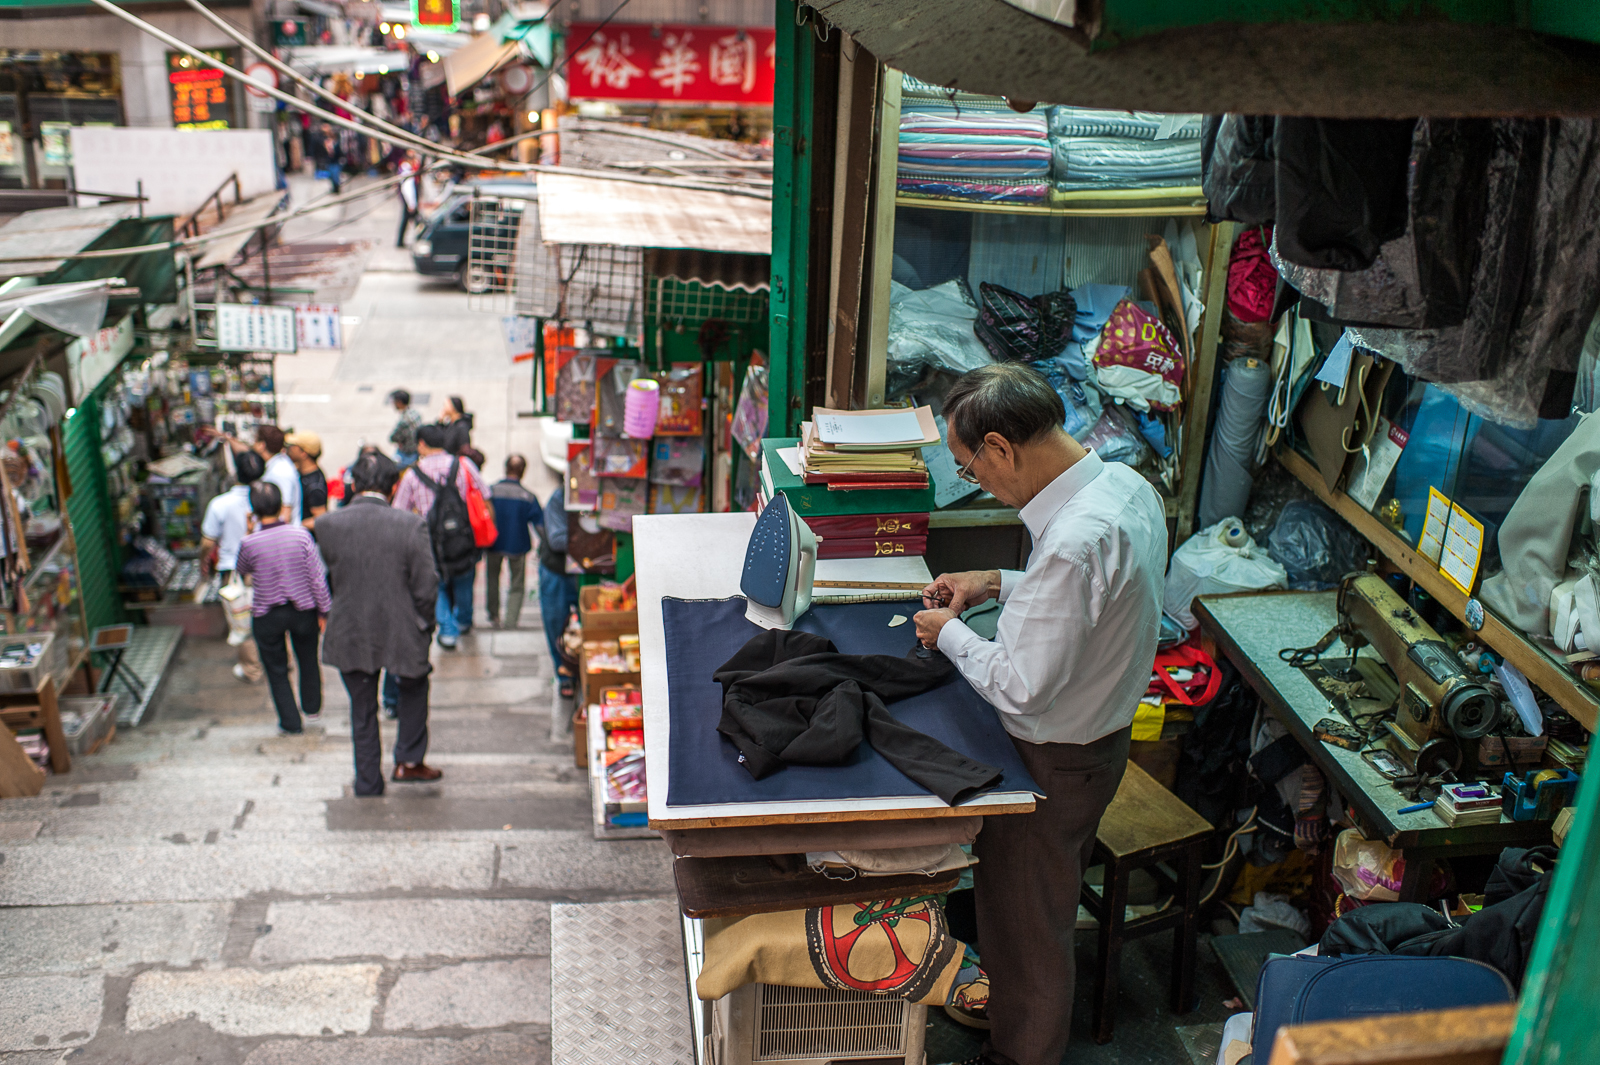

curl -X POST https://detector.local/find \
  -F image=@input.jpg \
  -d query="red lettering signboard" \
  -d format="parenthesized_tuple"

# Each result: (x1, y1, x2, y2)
(565, 23, 775, 105)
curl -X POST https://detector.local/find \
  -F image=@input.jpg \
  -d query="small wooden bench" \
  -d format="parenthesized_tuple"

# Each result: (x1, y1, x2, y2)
(1079, 760, 1213, 1043)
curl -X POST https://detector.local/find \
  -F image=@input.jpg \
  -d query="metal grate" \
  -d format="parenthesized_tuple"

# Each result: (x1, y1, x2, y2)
(753, 985, 907, 1061)
(465, 196, 528, 308)
(647, 276, 769, 327)
(470, 193, 644, 334)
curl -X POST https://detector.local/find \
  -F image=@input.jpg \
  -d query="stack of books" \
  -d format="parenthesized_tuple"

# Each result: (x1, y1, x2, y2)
(758, 431, 937, 559)
(1433, 782, 1503, 827)
(799, 407, 940, 491)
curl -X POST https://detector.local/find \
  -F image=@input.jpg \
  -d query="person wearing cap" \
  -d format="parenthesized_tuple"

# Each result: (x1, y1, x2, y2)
(287, 431, 329, 530)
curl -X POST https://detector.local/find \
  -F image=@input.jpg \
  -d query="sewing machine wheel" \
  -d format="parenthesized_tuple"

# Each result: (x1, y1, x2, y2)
(1443, 687, 1502, 740)
(1416, 736, 1462, 779)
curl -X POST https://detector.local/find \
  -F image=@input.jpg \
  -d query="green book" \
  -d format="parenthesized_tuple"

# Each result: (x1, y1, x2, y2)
(760, 438, 935, 517)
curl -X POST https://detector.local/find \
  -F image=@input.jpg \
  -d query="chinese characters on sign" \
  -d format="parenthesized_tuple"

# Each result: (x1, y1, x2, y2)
(294, 305, 342, 350)
(566, 23, 775, 105)
(216, 304, 298, 354)
(66, 313, 135, 400)
(167, 49, 238, 130)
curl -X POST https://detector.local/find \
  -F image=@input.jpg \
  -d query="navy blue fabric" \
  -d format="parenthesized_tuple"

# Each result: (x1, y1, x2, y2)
(663, 596, 1039, 807)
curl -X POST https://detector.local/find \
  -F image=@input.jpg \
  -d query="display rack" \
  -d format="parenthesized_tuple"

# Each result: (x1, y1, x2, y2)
(587, 703, 657, 841)
(1276, 446, 1599, 730)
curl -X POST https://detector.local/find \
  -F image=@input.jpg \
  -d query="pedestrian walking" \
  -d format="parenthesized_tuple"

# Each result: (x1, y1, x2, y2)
(200, 448, 267, 683)
(392, 424, 487, 649)
(436, 395, 473, 456)
(389, 390, 423, 467)
(286, 430, 329, 529)
(248, 425, 302, 524)
(316, 451, 442, 795)
(235, 482, 331, 735)
(537, 482, 580, 698)
(313, 122, 344, 194)
(396, 152, 420, 247)
(485, 454, 543, 630)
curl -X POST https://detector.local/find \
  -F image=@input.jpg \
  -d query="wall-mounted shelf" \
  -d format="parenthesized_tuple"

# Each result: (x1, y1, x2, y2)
(1277, 446, 1599, 732)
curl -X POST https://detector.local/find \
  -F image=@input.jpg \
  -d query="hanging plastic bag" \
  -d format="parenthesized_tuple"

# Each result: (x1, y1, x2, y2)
(730, 355, 769, 461)
(1163, 517, 1289, 630)
(973, 282, 1077, 364)
(886, 280, 994, 378)
(1267, 499, 1371, 590)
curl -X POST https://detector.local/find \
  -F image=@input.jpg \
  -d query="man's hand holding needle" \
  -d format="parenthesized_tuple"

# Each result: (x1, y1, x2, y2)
(914, 569, 1003, 649)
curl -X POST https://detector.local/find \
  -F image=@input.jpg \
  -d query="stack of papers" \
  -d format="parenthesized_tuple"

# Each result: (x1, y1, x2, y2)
(799, 407, 937, 491)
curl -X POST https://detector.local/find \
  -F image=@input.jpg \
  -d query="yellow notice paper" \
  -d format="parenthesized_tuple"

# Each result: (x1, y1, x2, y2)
(1418, 487, 1451, 564)
(1440, 503, 1486, 596)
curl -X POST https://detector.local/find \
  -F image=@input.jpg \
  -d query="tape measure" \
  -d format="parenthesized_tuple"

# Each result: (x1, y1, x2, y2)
(812, 580, 929, 590)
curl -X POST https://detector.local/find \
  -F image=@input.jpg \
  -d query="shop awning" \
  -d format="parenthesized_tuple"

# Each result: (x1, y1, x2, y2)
(811, 0, 1600, 116)
(0, 277, 124, 339)
(443, 32, 521, 96)
(536, 173, 770, 256)
(0, 203, 141, 280)
(644, 248, 769, 293)
(285, 46, 402, 75)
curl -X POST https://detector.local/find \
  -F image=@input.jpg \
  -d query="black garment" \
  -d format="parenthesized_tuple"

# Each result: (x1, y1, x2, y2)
(1319, 845, 1557, 990)
(1201, 114, 1277, 226)
(1273, 118, 1417, 272)
(300, 468, 329, 515)
(253, 603, 322, 732)
(342, 668, 429, 796)
(713, 629, 1002, 805)
(439, 418, 472, 456)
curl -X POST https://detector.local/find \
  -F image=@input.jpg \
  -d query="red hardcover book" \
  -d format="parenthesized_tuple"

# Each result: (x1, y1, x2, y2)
(803, 513, 930, 538)
(826, 479, 930, 491)
(817, 535, 928, 559)
(803, 469, 930, 486)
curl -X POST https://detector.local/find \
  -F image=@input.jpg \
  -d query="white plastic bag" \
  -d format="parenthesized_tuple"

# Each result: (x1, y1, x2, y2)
(218, 574, 253, 646)
(885, 280, 995, 378)
(1163, 517, 1288, 630)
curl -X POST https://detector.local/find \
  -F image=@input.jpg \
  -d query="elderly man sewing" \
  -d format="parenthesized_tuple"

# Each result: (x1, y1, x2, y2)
(914, 363, 1167, 1065)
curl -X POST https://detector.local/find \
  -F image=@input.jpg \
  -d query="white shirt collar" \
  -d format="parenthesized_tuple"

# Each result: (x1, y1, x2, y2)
(1017, 450, 1105, 540)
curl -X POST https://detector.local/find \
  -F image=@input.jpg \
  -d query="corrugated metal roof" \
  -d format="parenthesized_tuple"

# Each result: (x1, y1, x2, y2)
(0, 203, 142, 280)
(536, 172, 769, 255)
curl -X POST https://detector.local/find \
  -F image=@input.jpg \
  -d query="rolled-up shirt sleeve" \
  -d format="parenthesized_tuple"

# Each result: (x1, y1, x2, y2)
(938, 553, 1099, 722)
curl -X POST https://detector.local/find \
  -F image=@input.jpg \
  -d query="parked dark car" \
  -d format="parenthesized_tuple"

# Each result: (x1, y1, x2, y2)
(411, 180, 537, 291)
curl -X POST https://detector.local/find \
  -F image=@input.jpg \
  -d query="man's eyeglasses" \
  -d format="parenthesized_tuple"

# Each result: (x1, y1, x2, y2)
(955, 441, 987, 485)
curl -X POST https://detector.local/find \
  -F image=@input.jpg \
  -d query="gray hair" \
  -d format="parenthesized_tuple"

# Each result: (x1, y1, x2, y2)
(942, 363, 1065, 451)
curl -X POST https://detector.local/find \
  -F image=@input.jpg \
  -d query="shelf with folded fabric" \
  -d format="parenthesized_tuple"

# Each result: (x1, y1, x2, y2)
(894, 192, 1207, 218)
(1275, 445, 1599, 731)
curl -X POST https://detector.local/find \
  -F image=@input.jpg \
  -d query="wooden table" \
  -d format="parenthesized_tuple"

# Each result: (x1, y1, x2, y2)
(674, 853, 962, 919)
(1195, 591, 1552, 902)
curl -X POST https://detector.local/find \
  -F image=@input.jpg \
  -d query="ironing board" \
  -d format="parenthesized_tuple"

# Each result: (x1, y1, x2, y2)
(635, 513, 1040, 829)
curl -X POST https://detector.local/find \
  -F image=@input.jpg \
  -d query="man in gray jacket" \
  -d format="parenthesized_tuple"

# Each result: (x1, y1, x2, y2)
(317, 451, 442, 795)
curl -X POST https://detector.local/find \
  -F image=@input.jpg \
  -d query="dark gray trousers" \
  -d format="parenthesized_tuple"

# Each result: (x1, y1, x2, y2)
(973, 725, 1131, 1065)
(342, 669, 430, 796)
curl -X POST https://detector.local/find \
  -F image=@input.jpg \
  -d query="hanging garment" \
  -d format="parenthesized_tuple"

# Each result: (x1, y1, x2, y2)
(1273, 118, 1417, 272)
(1479, 412, 1600, 638)
(1351, 120, 1600, 426)
(714, 629, 1003, 805)
(1201, 114, 1277, 225)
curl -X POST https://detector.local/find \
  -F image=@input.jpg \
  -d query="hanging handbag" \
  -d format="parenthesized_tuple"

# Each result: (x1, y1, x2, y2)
(465, 478, 498, 548)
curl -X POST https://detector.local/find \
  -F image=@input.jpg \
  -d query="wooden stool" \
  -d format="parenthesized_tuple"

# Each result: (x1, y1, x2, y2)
(1079, 761, 1212, 1044)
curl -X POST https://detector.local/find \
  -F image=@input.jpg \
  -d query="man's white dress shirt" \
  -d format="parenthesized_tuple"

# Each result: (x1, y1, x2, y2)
(264, 451, 303, 525)
(200, 485, 253, 571)
(936, 451, 1168, 745)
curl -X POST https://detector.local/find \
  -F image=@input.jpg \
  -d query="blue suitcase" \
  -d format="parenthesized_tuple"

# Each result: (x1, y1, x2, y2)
(1251, 953, 1514, 1062)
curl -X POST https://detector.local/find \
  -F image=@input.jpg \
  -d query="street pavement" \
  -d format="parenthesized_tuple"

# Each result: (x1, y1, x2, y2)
(0, 177, 679, 1064)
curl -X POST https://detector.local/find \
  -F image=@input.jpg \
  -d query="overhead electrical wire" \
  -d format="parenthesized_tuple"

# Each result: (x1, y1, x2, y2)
(84, 0, 769, 199)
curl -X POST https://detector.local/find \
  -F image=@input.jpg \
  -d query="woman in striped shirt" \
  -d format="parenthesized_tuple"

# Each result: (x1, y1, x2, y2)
(236, 482, 332, 735)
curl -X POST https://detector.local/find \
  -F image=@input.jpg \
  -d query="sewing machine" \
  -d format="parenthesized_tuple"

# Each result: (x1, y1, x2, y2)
(1335, 573, 1501, 779)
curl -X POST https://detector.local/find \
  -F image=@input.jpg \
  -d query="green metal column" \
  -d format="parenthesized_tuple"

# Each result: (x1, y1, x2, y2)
(62, 398, 125, 631)
(769, 0, 815, 439)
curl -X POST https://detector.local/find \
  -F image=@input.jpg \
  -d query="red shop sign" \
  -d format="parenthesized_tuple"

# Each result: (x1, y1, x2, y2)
(565, 22, 775, 105)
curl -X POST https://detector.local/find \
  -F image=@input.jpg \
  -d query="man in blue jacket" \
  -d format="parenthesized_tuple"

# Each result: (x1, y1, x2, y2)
(538, 483, 579, 698)
(486, 454, 544, 629)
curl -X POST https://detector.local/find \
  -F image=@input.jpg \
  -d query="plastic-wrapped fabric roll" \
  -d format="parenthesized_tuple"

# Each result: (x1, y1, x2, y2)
(1198, 358, 1274, 529)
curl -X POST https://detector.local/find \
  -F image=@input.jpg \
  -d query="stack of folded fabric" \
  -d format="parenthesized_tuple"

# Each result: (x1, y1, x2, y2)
(897, 78, 1050, 205)
(1047, 106, 1204, 196)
